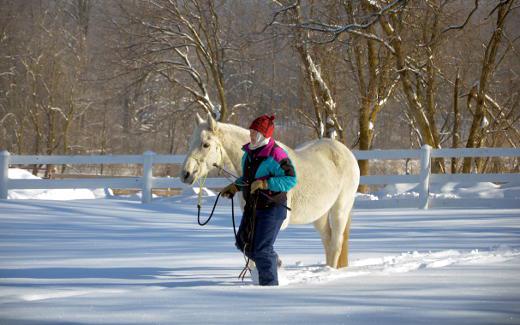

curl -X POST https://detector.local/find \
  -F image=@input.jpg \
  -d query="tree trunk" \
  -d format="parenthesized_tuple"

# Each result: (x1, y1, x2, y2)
(463, 0, 513, 172)
(379, 15, 438, 150)
(357, 31, 377, 193)
(288, 1, 342, 140)
(451, 70, 461, 173)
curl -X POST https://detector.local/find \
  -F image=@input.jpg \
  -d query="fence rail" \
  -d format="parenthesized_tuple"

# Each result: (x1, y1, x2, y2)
(1, 146, 519, 208)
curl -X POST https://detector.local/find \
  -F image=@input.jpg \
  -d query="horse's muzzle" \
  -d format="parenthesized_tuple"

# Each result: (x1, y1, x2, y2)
(181, 169, 197, 185)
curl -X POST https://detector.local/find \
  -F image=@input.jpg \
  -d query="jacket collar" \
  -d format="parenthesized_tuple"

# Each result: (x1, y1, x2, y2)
(242, 137, 276, 158)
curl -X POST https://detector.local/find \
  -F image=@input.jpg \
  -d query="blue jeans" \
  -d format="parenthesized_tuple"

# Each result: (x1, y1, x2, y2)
(236, 203, 287, 286)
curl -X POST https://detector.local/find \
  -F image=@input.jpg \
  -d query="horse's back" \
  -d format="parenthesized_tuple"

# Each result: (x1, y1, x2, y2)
(293, 139, 358, 177)
(283, 139, 359, 224)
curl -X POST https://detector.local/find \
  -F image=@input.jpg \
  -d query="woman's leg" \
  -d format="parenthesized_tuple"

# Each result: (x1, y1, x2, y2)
(235, 205, 255, 257)
(251, 205, 287, 286)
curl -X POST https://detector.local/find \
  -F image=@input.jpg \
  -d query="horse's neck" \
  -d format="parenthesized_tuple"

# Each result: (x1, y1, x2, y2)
(218, 123, 296, 176)
(218, 124, 249, 176)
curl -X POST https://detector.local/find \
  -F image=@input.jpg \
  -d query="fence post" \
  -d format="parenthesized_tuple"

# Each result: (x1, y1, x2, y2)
(142, 151, 154, 204)
(419, 145, 432, 209)
(0, 150, 10, 199)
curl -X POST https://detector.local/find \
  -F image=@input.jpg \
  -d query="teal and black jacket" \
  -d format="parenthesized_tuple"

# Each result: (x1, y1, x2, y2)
(235, 138, 297, 209)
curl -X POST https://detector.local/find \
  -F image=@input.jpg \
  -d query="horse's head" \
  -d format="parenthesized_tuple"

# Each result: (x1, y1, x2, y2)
(180, 113, 223, 185)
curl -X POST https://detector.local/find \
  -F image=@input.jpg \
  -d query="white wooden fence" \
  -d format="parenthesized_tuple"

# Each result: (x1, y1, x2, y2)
(1, 146, 519, 209)
(354, 146, 519, 209)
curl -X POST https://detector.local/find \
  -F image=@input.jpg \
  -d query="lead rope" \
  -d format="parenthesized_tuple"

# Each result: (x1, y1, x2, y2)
(200, 165, 279, 282)
(237, 194, 258, 281)
(197, 174, 207, 212)
(197, 174, 223, 227)
(198, 192, 252, 281)
(196, 176, 250, 280)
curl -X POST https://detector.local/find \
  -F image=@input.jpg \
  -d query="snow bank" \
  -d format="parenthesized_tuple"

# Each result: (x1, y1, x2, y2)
(7, 168, 111, 200)
(356, 181, 520, 201)
(181, 186, 216, 197)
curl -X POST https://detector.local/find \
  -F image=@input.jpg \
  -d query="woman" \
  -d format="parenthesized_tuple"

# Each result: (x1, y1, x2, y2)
(221, 115, 297, 286)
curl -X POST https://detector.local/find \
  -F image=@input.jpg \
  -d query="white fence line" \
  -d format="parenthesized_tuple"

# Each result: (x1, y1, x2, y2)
(1, 146, 519, 208)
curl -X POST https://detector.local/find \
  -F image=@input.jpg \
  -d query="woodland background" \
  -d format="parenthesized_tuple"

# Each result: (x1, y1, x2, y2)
(1, 0, 519, 184)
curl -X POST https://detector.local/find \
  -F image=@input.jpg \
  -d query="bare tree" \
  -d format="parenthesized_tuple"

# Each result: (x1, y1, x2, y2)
(1, 0, 518, 178)
(0, 1, 93, 175)
(462, 0, 516, 172)
(269, 0, 344, 140)
(343, 1, 397, 191)
(273, 0, 518, 172)
(112, 0, 235, 121)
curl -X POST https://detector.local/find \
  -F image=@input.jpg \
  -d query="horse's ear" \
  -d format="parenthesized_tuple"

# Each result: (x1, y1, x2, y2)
(207, 113, 218, 132)
(195, 113, 205, 126)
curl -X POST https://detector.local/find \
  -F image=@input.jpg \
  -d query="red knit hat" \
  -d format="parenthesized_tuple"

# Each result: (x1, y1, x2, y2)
(249, 115, 275, 138)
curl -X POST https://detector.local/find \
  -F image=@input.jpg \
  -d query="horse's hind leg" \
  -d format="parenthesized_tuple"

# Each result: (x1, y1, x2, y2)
(313, 213, 333, 266)
(337, 212, 352, 268)
(329, 196, 354, 268)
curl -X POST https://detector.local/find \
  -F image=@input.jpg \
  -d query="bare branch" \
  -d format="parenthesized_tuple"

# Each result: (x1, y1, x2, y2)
(488, 0, 511, 18)
(263, 1, 299, 32)
(441, 0, 478, 34)
(267, 0, 406, 40)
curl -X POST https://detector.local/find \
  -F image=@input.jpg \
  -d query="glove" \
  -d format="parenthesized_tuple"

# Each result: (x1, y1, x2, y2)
(251, 179, 268, 193)
(221, 183, 239, 198)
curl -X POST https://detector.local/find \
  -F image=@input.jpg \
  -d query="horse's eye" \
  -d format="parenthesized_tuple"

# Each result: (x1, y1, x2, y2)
(203, 143, 210, 148)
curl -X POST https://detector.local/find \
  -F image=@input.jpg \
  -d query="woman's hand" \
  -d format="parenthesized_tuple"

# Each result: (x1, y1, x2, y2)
(251, 179, 268, 193)
(221, 183, 239, 198)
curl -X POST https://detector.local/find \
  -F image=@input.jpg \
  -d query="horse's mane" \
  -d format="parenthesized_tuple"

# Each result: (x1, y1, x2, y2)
(216, 121, 248, 136)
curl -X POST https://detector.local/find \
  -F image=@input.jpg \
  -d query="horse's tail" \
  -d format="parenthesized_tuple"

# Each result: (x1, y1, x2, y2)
(337, 212, 352, 268)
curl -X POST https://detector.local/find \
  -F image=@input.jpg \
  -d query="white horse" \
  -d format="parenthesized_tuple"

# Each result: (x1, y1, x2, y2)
(181, 114, 360, 268)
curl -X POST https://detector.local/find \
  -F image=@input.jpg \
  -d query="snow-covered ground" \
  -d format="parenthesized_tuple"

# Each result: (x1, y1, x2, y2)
(1, 169, 520, 324)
